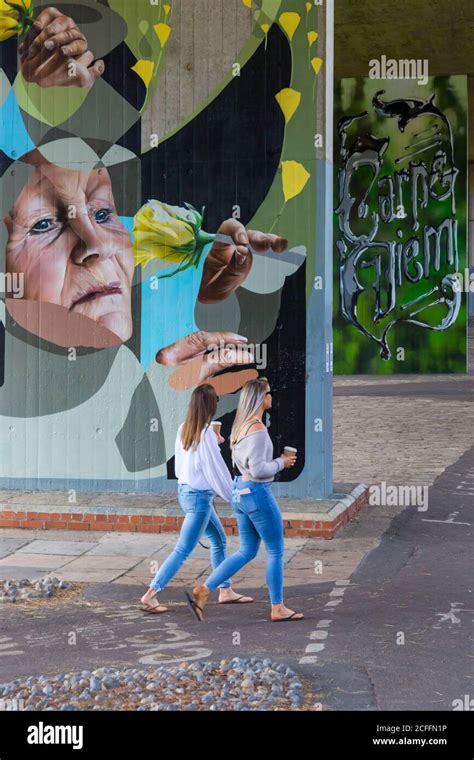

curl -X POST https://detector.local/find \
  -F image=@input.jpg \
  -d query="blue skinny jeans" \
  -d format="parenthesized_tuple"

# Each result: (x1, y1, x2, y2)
(204, 477, 285, 604)
(150, 484, 231, 592)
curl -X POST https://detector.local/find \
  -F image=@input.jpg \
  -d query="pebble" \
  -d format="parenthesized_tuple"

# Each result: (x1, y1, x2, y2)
(0, 577, 71, 602)
(0, 658, 305, 712)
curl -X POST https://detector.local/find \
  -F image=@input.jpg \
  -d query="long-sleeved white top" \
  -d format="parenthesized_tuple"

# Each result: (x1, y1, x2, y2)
(174, 424, 233, 503)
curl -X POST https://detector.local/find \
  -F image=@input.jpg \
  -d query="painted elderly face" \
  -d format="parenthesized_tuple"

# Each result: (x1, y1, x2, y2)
(4, 162, 135, 343)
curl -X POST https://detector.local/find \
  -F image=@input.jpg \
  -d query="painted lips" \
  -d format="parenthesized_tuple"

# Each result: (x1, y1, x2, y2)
(70, 282, 123, 309)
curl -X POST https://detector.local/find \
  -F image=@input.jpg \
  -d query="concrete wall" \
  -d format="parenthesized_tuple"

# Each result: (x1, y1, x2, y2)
(0, 1, 334, 498)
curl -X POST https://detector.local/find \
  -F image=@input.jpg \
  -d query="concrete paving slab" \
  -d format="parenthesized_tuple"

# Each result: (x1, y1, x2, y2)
(49, 568, 126, 583)
(86, 541, 170, 558)
(60, 555, 143, 571)
(0, 537, 31, 556)
(0, 553, 73, 569)
(16, 540, 99, 555)
(3, 491, 97, 506)
(0, 566, 51, 581)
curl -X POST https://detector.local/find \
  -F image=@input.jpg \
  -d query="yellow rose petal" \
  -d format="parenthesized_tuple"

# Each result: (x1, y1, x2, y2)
(275, 88, 301, 124)
(132, 60, 154, 87)
(307, 31, 318, 46)
(282, 160, 310, 202)
(311, 57, 323, 74)
(261, 23, 270, 34)
(278, 12, 300, 41)
(0, 17, 18, 42)
(306, 2, 312, 12)
(241, 0, 252, 7)
(154, 23, 171, 47)
(164, 3, 171, 14)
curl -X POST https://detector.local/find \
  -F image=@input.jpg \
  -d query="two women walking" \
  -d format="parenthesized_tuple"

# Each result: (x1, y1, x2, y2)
(140, 384, 253, 613)
(140, 378, 303, 623)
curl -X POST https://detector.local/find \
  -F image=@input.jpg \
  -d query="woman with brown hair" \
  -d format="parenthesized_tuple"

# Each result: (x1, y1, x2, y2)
(188, 377, 304, 622)
(140, 384, 253, 613)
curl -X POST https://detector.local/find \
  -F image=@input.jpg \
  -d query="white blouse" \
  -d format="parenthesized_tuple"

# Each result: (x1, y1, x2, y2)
(174, 424, 233, 503)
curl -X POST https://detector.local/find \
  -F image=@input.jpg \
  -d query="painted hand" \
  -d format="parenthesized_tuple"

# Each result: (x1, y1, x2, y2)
(19, 6, 104, 88)
(156, 330, 258, 393)
(198, 219, 288, 304)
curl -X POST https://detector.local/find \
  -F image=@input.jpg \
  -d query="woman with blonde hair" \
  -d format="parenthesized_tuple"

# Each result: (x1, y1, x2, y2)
(187, 377, 304, 623)
(140, 384, 253, 613)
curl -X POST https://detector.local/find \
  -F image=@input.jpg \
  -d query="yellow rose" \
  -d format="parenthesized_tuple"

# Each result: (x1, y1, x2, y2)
(133, 200, 215, 276)
(0, 0, 34, 41)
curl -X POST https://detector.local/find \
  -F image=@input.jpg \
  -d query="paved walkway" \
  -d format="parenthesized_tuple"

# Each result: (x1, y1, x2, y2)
(0, 528, 377, 589)
(1, 371, 473, 590)
(334, 374, 474, 487)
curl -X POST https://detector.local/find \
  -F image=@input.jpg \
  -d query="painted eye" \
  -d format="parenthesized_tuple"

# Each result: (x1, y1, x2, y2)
(94, 208, 111, 224)
(31, 218, 53, 233)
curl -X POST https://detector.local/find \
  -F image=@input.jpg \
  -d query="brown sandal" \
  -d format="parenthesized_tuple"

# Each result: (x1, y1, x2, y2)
(185, 591, 204, 622)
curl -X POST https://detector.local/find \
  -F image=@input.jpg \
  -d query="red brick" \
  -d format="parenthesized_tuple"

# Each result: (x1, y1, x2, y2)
(150, 515, 165, 524)
(26, 512, 39, 519)
(0, 519, 22, 528)
(88, 522, 112, 531)
(130, 516, 144, 524)
(69, 514, 84, 521)
(107, 523, 136, 532)
(138, 525, 162, 533)
(165, 516, 178, 525)
(106, 514, 129, 523)
(45, 520, 68, 529)
(0, 511, 21, 519)
(66, 522, 90, 531)
(161, 524, 180, 533)
(22, 520, 45, 529)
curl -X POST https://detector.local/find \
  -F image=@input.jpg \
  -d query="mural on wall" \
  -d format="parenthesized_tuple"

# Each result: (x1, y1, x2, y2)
(0, 0, 323, 489)
(334, 76, 467, 374)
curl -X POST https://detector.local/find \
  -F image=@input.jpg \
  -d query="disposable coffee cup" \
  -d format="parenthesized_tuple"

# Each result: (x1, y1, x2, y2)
(211, 421, 222, 435)
(284, 446, 297, 457)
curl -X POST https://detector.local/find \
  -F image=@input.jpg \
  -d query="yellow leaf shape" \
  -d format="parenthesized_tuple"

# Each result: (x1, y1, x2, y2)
(242, 0, 252, 7)
(275, 88, 301, 124)
(306, 2, 312, 12)
(282, 161, 310, 202)
(311, 57, 323, 74)
(307, 31, 318, 46)
(132, 60, 154, 87)
(164, 4, 171, 14)
(154, 23, 171, 47)
(261, 22, 270, 34)
(278, 12, 300, 41)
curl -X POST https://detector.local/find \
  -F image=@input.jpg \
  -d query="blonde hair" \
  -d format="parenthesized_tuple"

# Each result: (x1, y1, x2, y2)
(180, 384, 217, 451)
(230, 377, 269, 449)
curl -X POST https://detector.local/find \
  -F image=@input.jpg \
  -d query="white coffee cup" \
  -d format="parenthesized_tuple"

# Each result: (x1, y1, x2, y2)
(211, 421, 222, 435)
(284, 446, 297, 457)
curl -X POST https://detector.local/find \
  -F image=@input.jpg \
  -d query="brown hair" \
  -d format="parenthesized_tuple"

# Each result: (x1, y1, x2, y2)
(180, 384, 218, 451)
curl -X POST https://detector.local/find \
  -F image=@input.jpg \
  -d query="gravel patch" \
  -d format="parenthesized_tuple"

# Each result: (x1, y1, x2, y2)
(0, 577, 71, 603)
(0, 658, 305, 711)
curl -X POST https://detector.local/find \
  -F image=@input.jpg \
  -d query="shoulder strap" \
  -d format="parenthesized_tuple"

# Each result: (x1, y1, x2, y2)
(235, 417, 261, 443)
